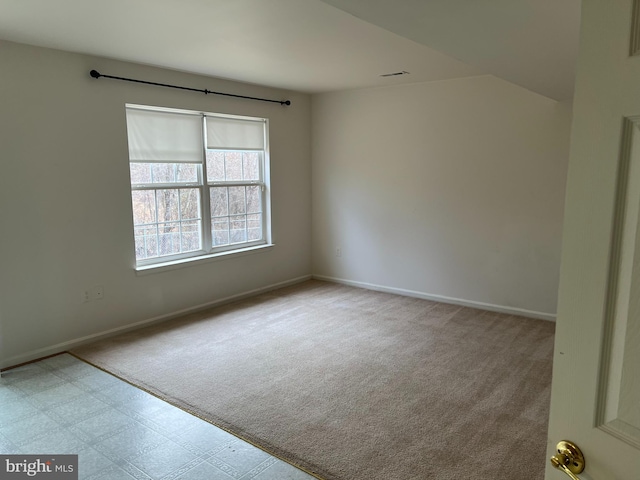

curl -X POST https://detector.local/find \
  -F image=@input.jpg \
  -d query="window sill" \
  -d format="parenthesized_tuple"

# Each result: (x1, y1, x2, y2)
(134, 243, 275, 275)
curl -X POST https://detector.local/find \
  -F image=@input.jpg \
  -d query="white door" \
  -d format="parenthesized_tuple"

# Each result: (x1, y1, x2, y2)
(546, 1, 640, 479)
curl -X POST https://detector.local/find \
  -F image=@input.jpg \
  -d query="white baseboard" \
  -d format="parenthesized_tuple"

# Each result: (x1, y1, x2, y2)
(312, 275, 556, 322)
(1, 275, 312, 371)
(2, 273, 554, 371)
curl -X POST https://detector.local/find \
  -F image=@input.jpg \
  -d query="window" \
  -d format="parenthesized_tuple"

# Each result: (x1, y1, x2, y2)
(125, 105, 270, 267)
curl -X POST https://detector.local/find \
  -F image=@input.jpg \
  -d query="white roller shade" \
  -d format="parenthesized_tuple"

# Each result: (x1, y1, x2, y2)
(126, 108, 203, 163)
(206, 116, 265, 150)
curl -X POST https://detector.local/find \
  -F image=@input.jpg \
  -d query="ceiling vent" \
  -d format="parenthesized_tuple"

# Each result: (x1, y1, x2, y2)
(380, 71, 410, 77)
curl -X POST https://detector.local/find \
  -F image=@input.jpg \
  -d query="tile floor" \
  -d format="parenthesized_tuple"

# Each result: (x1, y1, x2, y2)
(0, 353, 315, 480)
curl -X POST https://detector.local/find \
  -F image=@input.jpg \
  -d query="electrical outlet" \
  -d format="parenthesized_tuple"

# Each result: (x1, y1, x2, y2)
(336, 247, 342, 257)
(82, 290, 90, 303)
(92, 285, 104, 300)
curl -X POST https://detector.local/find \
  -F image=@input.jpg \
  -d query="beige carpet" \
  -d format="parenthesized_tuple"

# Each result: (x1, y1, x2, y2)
(72, 280, 555, 480)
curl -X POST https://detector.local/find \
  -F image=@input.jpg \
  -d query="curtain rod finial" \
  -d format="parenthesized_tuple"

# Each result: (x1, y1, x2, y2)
(90, 70, 101, 79)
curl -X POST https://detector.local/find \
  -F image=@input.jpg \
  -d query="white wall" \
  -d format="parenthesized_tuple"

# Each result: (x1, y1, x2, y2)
(0, 41, 312, 368)
(311, 76, 572, 317)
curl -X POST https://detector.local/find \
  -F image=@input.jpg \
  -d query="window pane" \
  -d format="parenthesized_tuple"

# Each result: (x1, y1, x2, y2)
(181, 220, 201, 252)
(176, 164, 198, 183)
(156, 190, 180, 222)
(230, 215, 247, 243)
(180, 189, 200, 220)
(246, 185, 261, 214)
(225, 151, 243, 181)
(130, 163, 199, 185)
(228, 186, 246, 215)
(243, 152, 260, 181)
(247, 213, 262, 241)
(212, 217, 229, 246)
(206, 151, 225, 181)
(152, 164, 174, 183)
(157, 223, 180, 256)
(131, 190, 157, 225)
(130, 163, 152, 184)
(134, 226, 158, 259)
(210, 187, 229, 217)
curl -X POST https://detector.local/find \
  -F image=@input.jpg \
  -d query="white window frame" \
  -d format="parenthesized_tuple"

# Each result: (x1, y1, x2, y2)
(126, 104, 272, 269)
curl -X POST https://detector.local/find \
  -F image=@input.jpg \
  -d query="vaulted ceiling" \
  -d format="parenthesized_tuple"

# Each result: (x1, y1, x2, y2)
(0, 0, 580, 100)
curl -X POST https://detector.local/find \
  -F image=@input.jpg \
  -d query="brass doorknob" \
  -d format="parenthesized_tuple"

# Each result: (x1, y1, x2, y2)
(550, 441, 585, 479)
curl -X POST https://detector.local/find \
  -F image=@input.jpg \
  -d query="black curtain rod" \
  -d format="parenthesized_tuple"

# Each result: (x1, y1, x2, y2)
(89, 70, 291, 106)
